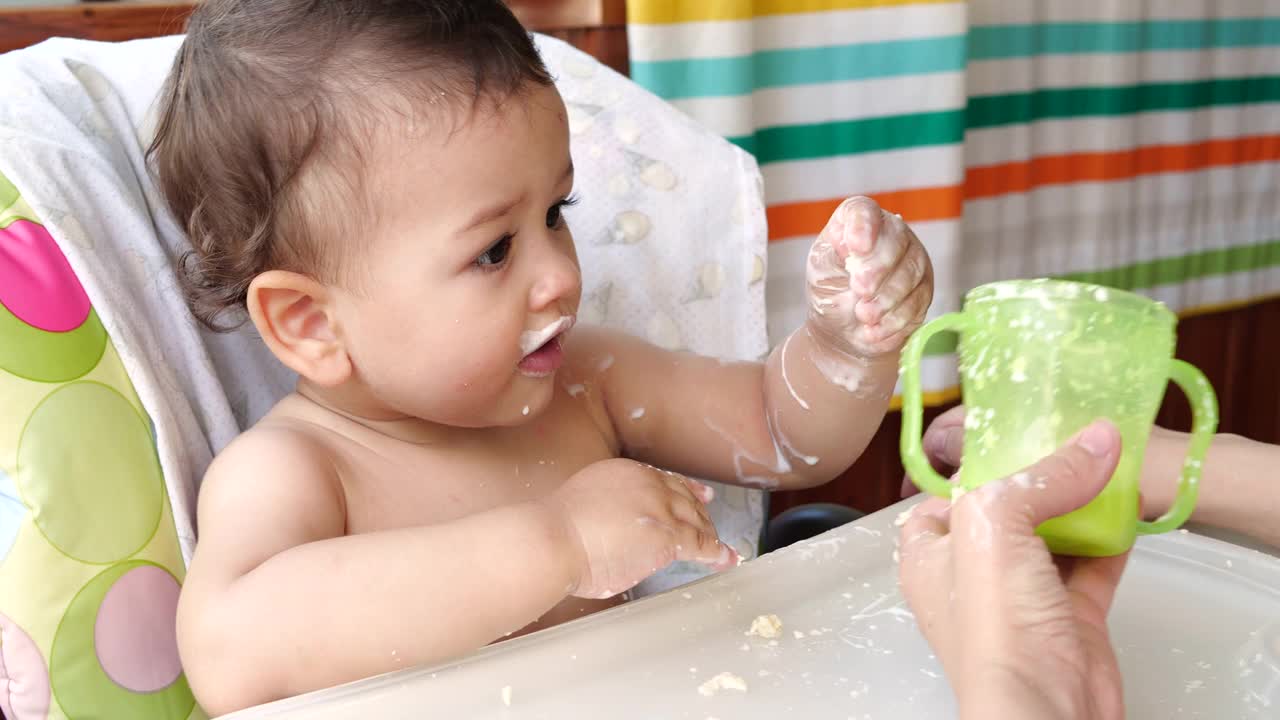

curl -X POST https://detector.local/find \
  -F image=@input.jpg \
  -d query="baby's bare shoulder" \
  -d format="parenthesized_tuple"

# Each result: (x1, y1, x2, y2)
(209, 418, 336, 478)
(562, 323, 620, 361)
(196, 416, 347, 559)
(561, 324, 649, 380)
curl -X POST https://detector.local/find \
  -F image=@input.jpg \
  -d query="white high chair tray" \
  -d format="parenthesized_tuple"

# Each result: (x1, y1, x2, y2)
(229, 498, 1280, 719)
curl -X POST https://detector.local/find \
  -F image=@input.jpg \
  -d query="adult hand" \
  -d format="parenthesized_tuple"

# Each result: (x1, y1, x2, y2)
(898, 420, 1130, 720)
(899, 404, 964, 498)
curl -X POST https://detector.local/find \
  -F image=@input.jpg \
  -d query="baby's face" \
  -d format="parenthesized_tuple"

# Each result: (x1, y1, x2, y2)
(332, 83, 581, 427)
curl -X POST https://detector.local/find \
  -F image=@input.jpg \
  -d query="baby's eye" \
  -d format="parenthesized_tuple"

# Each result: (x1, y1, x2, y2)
(546, 193, 580, 230)
(475, 235, 513, 268)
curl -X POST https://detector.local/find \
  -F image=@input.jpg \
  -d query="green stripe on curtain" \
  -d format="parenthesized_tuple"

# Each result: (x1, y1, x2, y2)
(968, 76, 1280, 130)
(630, 19, 1280, 102)
(969, 18, 1280, 60)
(729, 109, 964, 161)
(728, 77, 1280, 164)
(630, 35, 966, 100)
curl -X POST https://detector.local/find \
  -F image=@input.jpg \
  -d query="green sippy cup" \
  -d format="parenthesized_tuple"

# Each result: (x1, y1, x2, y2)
(899, 279, 1218, 557)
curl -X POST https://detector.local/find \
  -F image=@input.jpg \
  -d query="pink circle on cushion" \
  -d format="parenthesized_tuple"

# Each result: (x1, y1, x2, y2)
(93, 565, 183, 693)
(0, 612, 51, 720)
(0, 219, 92, 332)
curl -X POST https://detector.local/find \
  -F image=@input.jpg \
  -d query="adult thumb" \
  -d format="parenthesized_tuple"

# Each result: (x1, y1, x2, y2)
(994, 420, 1123, 529)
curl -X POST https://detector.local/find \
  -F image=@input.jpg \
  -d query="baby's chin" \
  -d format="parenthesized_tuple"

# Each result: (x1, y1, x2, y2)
(416, 378, 558, 429)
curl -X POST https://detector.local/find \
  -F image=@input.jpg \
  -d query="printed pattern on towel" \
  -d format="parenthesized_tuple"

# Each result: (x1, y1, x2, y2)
(628, 0, 1280, 401)
(0, 172, 201, 720)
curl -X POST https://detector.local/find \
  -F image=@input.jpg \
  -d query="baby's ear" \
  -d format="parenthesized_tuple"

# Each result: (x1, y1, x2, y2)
(247, 270, 352, 387)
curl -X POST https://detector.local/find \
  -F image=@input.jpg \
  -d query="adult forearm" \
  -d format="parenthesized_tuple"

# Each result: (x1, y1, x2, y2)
(1143, 429, 1280, 547)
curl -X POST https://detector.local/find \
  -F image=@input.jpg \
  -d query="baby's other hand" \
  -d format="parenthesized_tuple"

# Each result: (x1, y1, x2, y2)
(806, 196, 934, 359)
(544, 459, 739, 600)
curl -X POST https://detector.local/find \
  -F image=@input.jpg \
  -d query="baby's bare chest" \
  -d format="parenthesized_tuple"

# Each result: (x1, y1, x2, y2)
(335, 407, 616, 534)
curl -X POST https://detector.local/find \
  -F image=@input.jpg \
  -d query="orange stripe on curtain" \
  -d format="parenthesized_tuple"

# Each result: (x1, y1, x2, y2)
(965, 133, 1280, 200)
(766, 185, 963, 242)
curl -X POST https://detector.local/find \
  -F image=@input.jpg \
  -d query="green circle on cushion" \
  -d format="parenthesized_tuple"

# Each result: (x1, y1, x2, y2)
(51, 561, 196, 720)
(16, 381, 163, 564)
(0, 173, 17, 213)
(0, 300, 107, 382)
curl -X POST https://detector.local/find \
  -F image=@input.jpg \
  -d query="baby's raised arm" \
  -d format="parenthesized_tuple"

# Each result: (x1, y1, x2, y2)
(572, 197, 933, 492)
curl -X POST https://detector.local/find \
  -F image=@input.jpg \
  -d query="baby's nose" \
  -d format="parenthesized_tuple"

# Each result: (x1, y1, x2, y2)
(529, 250, 580, 311)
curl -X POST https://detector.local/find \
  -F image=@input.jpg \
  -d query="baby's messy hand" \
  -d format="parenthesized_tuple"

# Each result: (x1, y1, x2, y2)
(805, 196, 934, 359)
(544, 459, 739, 600)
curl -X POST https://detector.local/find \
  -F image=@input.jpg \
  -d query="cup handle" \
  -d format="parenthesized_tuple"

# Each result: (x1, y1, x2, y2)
(1136, 359, 1219, 535)
(900, 312, 971, 498)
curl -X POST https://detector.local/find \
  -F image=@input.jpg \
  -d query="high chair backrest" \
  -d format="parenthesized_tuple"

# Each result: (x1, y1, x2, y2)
(0, 32, 766, 719)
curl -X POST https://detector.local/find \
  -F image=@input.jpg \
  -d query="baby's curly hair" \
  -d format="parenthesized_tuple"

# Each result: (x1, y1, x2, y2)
(149, 0, 554, 331)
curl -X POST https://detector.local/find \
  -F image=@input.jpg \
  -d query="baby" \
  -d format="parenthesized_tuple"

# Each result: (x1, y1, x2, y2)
(151, 0, 934, 714)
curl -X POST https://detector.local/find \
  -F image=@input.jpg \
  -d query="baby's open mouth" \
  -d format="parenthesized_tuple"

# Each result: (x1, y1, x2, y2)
(518, 316, 574, 376)
(519, 316, 575, 358)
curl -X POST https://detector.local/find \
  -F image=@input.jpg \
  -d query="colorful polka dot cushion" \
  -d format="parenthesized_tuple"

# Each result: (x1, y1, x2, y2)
(0, 171, 201, 718)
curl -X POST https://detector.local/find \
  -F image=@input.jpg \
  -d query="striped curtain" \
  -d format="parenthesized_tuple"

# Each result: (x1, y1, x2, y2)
(627, 0, 1280, 400)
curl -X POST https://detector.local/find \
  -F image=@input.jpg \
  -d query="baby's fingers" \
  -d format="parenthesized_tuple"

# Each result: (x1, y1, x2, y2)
(693, 540, 740, 572)
(845, 216, 909, 297)
(666, 484, 715, 534)
(851, 281, 932, 352)
(669, 513, 737, 571)
(818, 196, 884, 258)
(840, 197, 886, 257)
(855, 236, 931, 325)
(683, 477, 716, 504)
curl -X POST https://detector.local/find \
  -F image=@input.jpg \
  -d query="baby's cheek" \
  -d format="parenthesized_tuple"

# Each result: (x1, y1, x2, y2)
(428, 356, 516, 421)
(449, 351, 511, 392)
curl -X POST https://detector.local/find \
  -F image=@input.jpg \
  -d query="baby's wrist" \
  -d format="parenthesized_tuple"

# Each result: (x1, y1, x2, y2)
(528, 497, 587, 595)
(799, 323, 897, 397)
(803, 318, 898, 367)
